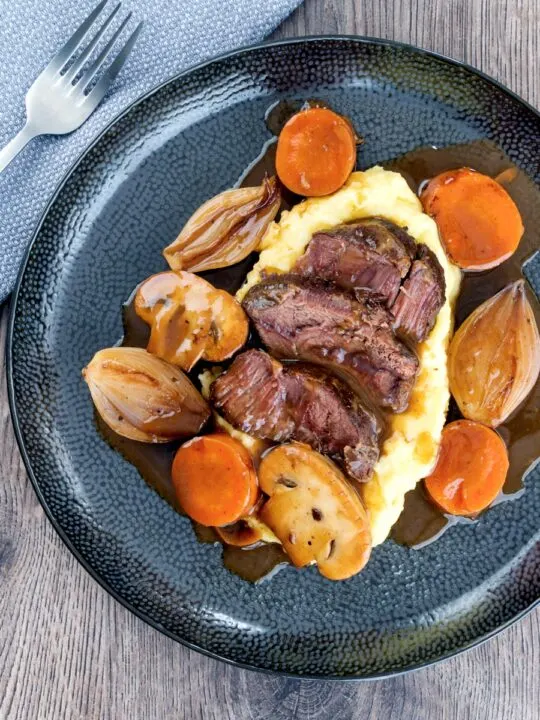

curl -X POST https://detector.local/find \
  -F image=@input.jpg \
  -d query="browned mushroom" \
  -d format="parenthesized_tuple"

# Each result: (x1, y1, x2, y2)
(135, 271, 248, 371)
(215, 519, 263, 547)
(258, 442, 372, 580)
(214, 501, 280, 547)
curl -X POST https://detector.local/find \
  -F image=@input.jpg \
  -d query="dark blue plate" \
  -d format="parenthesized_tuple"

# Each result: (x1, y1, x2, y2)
(7, 37, 540, 679)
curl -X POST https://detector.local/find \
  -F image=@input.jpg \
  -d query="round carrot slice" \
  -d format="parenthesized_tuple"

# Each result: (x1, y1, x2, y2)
(172, 434, 259, 526)
(421, 168, 523, 270)
(276, 107, 356, 196)
(424, 420, 509, 516)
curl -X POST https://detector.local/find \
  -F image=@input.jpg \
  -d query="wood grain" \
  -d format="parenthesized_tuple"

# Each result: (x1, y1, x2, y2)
(1, 1, 539, 718)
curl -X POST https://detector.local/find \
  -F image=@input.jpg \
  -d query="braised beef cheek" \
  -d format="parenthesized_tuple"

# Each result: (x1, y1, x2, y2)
(211, 349, 381, 482)
(293, 219, 446, 344)
(391, 244, 446, 343)
(294, 219, 415, 306)
(242, 275, 419, 413)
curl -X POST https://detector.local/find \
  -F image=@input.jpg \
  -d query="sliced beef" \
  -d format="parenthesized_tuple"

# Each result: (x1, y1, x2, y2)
(242, 276, 419, 413)
(211, 349, 381, 482)
(294, 219, 416, 306)
(294, 220, 445, 343)
(210, 346, 292, 440)
(391, 244, 446, 343)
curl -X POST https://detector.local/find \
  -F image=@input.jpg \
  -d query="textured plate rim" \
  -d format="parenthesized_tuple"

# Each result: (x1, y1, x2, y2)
(6, 34, 540, 680)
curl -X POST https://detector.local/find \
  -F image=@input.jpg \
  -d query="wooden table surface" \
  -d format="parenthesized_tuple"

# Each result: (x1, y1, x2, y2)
(1, 1, 539, 718)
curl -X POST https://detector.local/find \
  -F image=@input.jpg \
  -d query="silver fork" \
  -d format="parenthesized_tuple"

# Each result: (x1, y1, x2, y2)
(0, 0, 142, 174)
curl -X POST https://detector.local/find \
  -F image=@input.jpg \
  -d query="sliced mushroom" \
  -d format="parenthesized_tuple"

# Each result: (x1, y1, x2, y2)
(258, 442, 372, 580)
(215, 519, 262, 547)
(202, 292, 249, 362)
(215, 503, 280, 547)
(135, 271, 248, 371)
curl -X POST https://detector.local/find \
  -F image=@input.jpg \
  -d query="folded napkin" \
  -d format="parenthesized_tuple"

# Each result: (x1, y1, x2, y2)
(0, 0, 302, 303)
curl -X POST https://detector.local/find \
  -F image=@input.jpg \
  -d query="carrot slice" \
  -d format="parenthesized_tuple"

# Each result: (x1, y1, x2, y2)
(424, 420, 509, 516)
(421, 168, 523, 270)
(172, 434, 259, 526)
(276, 107, 356, 196)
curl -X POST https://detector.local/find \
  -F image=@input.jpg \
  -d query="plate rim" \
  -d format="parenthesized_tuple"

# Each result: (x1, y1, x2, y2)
(6, 34, 540, 680)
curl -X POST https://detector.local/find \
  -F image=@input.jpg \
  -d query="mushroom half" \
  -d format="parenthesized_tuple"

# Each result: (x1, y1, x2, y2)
(258, 442, 372, 580)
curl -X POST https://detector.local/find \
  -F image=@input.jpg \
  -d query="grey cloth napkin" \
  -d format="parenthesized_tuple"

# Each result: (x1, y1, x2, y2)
(0, 0, 302, 303)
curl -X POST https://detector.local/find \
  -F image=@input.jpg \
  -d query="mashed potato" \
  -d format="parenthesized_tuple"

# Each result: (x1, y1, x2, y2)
(236, 166, 461, 546)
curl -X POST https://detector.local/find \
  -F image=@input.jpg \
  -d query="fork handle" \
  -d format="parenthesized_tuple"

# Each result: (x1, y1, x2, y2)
(0, 123, 39, 174)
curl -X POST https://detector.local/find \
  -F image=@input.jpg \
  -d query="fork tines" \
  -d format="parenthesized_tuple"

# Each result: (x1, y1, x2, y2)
(46, 0, 142, 102)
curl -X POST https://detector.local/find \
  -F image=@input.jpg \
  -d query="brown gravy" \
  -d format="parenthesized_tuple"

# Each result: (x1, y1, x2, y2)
(102, 285, 288, 583)
(387, 140, 540, 548)
(100, 114, 540, 575)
